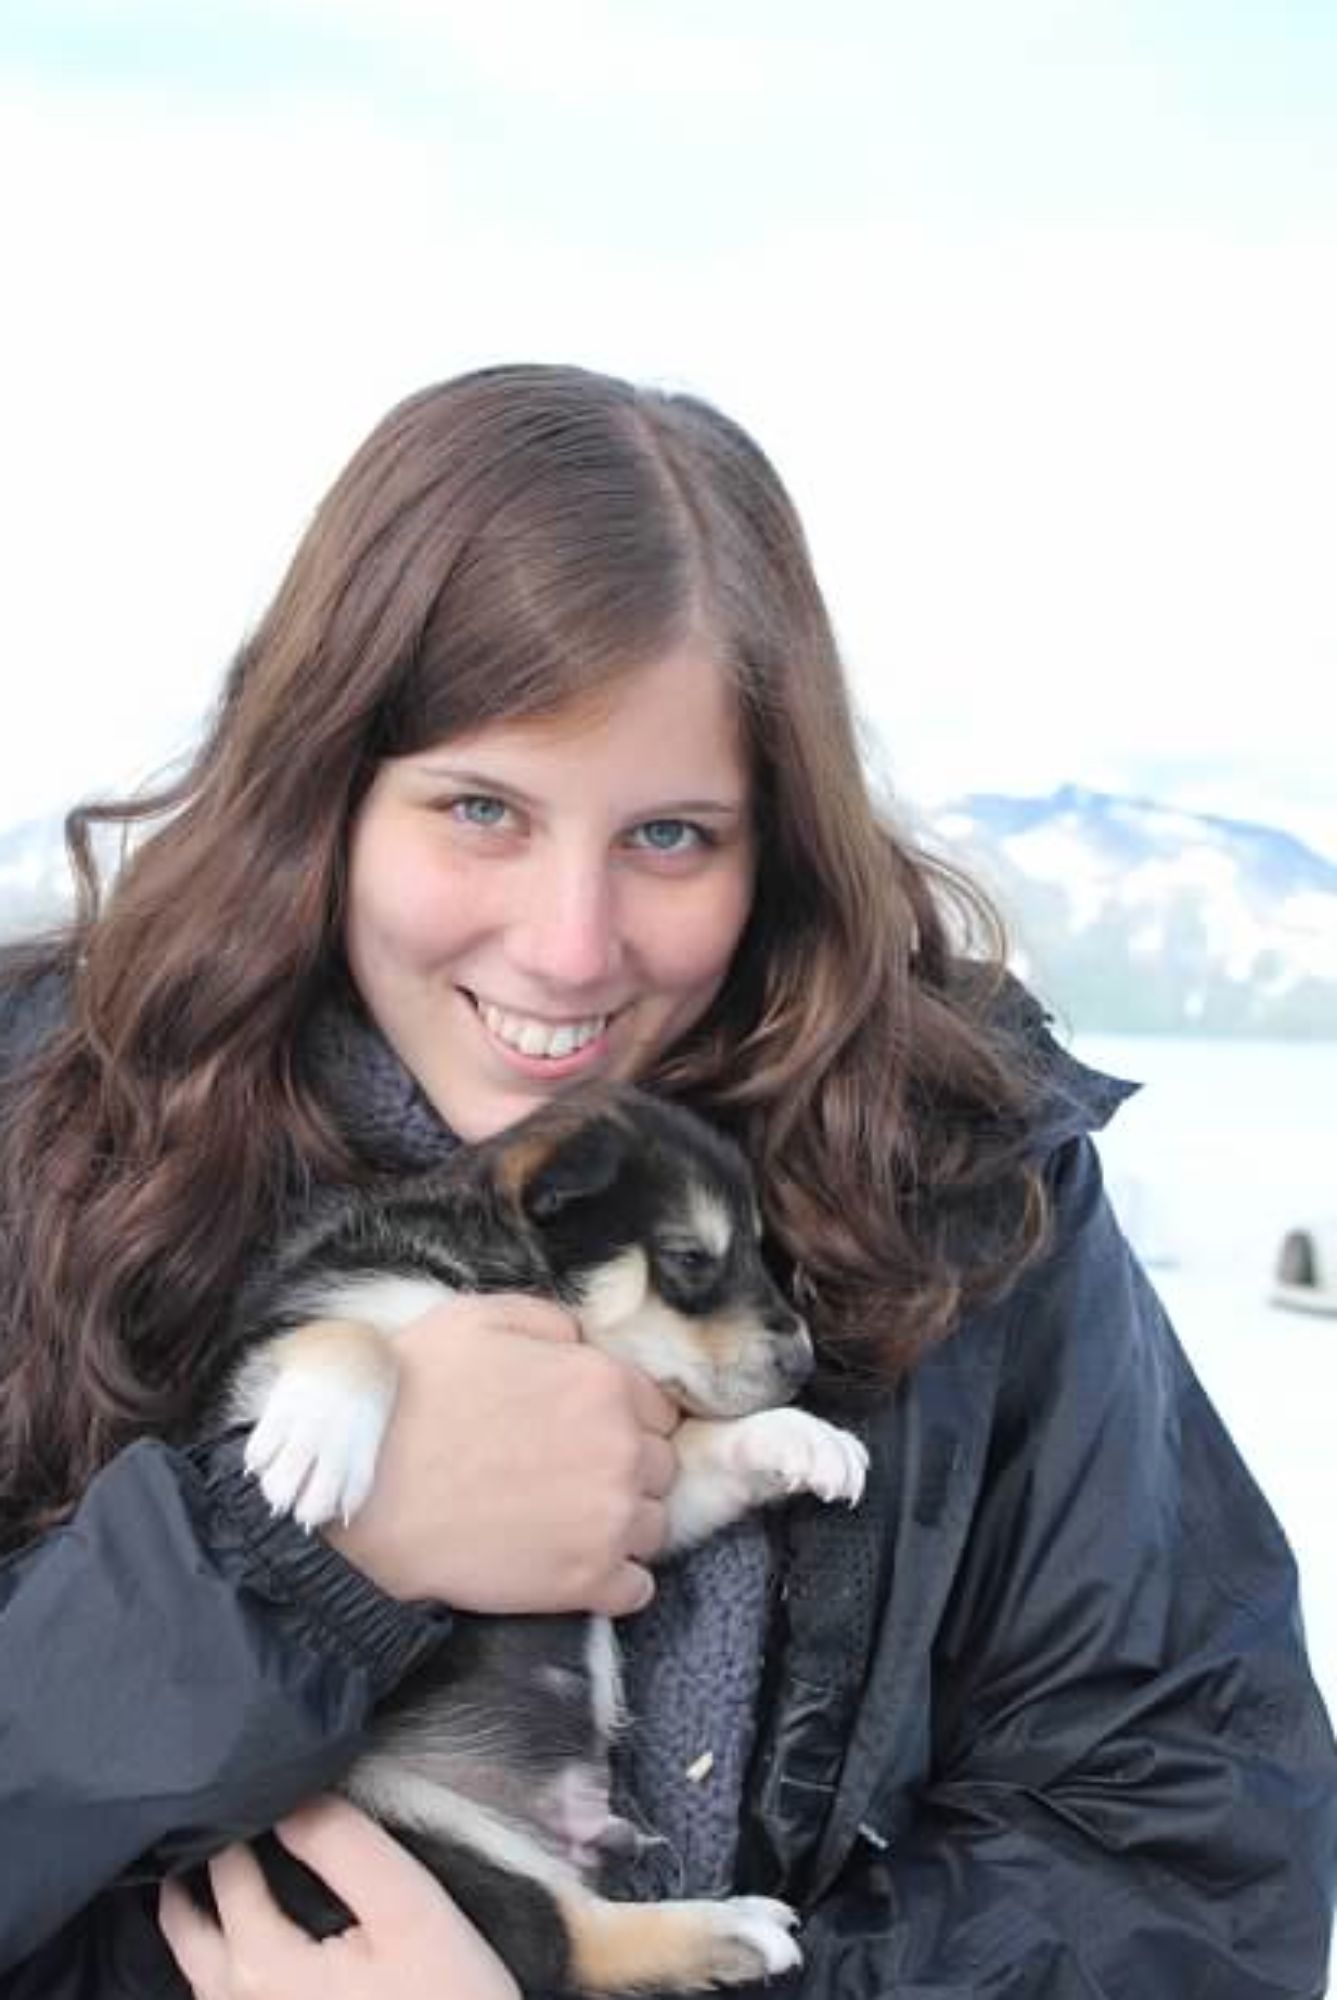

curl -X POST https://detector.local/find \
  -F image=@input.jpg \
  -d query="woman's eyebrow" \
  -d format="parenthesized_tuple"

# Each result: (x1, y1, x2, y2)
(633, 798, 750, 820)
(411, 765, 537, 802)
(411, 765, 748, 818)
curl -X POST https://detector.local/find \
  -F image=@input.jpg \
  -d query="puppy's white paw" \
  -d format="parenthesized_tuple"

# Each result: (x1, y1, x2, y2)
(695, 1895, 802, 1984)
(245, 1370, 394, 1529)
(730, 1408, 868, 1508)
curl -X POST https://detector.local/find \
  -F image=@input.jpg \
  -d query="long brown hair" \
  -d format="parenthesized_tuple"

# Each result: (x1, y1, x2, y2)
(0, 364, 1045, 1548)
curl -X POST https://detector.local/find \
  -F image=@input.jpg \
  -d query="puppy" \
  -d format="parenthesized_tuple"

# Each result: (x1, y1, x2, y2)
(223, 1083, 867, 1993)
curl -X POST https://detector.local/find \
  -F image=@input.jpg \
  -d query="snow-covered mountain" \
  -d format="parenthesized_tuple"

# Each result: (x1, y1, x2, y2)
(0, 816, 75, 939)
(4, 787, 1335, 1037)
(926, 785, 1337, 1038)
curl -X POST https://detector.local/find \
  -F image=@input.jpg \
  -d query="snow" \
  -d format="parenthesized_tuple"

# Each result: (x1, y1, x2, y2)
(1076, 1033, 1337, 1719)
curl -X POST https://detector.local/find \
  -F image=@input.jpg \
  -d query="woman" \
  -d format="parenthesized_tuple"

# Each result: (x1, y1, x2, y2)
(1, 364, 1333, 1998)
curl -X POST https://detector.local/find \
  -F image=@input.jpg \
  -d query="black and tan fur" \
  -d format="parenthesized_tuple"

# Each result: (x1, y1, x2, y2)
(222, 1084, 867, 1993)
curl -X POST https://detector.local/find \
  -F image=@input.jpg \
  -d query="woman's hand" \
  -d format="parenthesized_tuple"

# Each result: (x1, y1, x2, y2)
(159, 1796, 519, 2000)
(325, 1293, 680, 1616)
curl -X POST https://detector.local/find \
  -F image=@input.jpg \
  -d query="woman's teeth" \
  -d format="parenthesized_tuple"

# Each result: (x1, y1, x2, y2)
(477, 1000, 608, 1060)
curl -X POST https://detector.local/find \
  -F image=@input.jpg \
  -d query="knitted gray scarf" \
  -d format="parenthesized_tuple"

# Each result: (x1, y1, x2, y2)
(308, 995, 775, 1898)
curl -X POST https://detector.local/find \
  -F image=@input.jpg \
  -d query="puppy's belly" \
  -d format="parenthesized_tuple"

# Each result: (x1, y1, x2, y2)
(344, 1757, 589, 1896)
(353, 1611, 627, 1869)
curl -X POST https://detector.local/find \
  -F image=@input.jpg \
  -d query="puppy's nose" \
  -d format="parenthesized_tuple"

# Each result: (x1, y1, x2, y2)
(774, 1314, 814, 1388)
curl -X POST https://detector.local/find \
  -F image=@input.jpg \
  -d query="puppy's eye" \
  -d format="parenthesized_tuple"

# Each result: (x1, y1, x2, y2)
(660, 1245, 719, 1283)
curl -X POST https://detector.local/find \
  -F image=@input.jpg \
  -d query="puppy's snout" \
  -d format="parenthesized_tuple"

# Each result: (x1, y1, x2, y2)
(772, 1312, 814, 1389)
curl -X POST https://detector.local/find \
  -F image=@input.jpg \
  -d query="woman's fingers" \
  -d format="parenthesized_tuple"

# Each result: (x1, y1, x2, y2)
(591, 1559, 655, 1617)
(158, 1806, 524, 2000)
(628, 1370, 680, 1440)
(275, 1797, 446, 1929)
(207, 1841, 306, 1956)
(639, 1431, 678, 1499)
(493, 1296, 582, 1344)
(278, 1800, 523, 1999)
(157, 1876, 227, 1995)
(626, 1496, 668, 1563)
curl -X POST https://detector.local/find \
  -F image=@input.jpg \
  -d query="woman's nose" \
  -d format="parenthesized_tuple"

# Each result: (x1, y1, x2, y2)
(509, 857, 623, 991)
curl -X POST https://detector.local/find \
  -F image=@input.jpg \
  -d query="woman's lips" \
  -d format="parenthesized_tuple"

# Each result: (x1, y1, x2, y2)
(466, 991, 618, 1073)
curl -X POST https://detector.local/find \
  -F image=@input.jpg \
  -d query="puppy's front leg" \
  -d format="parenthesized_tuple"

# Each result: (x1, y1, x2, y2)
(665, 1409, 868, 1551)
(231, 1319, 399, 1530)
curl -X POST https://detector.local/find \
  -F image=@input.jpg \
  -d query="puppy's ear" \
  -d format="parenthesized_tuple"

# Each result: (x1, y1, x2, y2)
(522, 1117, 635, 1221)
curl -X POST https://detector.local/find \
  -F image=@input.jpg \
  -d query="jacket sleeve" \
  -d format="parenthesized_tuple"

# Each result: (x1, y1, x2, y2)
(0, 1431, 450, 1978)
(793, 1138, 1337, 1997)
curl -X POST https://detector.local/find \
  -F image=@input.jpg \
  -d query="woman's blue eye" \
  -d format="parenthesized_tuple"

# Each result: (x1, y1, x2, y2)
(452, 796, 510, 827)
(632, 819, 703, 853)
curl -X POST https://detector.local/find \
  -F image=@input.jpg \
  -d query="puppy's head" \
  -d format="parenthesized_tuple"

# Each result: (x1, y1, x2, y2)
(483, 1085, 811, 1417)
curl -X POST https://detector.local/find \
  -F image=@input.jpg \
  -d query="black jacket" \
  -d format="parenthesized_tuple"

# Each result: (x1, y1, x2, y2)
(1, 986, 1334, 1996)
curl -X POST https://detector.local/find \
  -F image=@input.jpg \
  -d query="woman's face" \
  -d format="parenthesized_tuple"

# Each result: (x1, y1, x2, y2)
(344, 645, 756, 1141)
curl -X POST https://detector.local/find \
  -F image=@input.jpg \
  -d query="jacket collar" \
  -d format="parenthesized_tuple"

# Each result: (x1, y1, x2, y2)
(738, 1296, 1010, 1904)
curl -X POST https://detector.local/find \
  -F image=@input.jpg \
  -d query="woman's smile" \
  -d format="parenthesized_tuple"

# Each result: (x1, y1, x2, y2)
(467, 991, 616, 1067)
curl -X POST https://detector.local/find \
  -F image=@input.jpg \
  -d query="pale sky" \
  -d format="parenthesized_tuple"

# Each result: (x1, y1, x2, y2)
(3, 0, 1335, 856)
